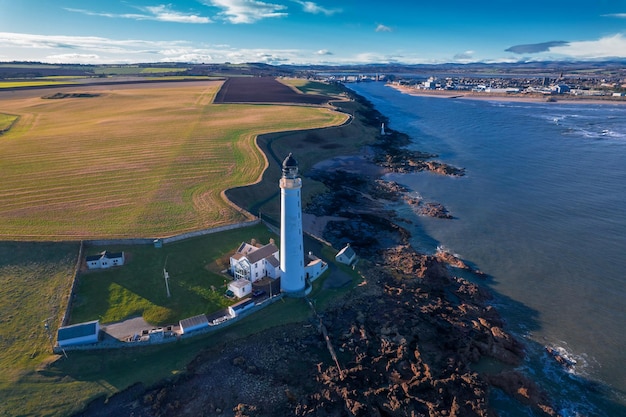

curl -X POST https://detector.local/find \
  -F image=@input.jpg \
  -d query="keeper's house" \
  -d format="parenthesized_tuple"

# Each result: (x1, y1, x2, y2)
(57, 320, 100, 347)
(230, 239, 280, 282)
(86, 250, 125, 269)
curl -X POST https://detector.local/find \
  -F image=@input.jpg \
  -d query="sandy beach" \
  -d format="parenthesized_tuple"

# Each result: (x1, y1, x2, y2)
(389, 83, 626, 105)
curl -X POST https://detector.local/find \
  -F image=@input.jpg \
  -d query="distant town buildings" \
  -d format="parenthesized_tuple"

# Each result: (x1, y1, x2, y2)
(320, 71, 625, 98)
(389, 75, 626, 98)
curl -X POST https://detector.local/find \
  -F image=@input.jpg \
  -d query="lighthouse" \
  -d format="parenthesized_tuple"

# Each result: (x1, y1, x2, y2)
(279, 153, 306, 294)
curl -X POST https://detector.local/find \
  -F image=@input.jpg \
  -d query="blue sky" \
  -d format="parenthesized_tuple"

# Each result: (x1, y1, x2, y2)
(1, 0, 626, 65)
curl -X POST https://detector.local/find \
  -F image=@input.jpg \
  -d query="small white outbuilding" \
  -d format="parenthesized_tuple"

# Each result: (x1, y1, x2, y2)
(228, 278, 252, 299)
(179, 314, 209, 334)
(335, 244, 357, 266)
(228, 298, 255, 317)
(57, 320, 100, 347)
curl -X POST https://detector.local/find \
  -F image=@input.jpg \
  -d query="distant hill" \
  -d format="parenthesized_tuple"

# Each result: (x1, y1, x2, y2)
(1, 60, 625, 79)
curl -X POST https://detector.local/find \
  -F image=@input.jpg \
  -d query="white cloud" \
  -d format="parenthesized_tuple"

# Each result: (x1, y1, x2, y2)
(203, 0, 287, 24)
(0, 32, 185, 59)
(602, 13, 626, 18)
(0, 32, 311, 65)
(352, 52, 399, 63)
(550, 33, 626, 59)
(315, 49, 332, 55)
(65, 5, 212, 24)
(143, 5, 212, 23)
(375, 24, 392, 32)
(294, 1, 341, 16)
(453, 50, 475, 62)
(46, 53, 102, 64)
(1, 32, 151, 52)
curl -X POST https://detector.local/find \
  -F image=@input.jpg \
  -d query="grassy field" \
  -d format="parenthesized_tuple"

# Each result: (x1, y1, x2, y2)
(227, 83, 380, 222)
(72, 223, 277, 325)
(0, 81, 347, 240)
(0, 227, 363, 417)
(0, 79, 372, 416)
(0, 80, 79, 88)
(90, 66, 189, 76)
(0, 242, 79, 401)
(280, 77, 347, 96)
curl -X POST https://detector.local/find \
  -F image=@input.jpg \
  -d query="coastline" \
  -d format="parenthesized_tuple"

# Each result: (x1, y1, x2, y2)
(75, 85, 563, 417)
(389, 83, 626, 105)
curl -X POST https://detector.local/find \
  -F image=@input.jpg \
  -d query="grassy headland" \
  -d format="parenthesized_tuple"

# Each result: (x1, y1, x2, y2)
(0, 79, 372, 416)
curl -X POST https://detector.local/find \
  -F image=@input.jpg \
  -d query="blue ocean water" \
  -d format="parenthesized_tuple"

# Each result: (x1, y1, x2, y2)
(348, 83, 626, 416)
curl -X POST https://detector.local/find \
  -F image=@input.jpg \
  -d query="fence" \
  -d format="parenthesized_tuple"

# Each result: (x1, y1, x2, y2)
(86, 219, 261, 247)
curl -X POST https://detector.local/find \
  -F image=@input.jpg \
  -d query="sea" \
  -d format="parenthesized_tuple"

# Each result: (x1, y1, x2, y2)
(348, 82, 626, 417)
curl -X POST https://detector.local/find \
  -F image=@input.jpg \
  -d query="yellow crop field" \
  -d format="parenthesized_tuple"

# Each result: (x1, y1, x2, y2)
(0, 81, 347, 240)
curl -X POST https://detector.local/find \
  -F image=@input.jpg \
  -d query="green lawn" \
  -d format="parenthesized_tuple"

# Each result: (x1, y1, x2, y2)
(72, 223, 277, 325)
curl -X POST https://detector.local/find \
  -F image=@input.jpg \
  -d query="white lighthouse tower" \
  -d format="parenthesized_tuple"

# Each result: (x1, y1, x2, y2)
(279, 153, 306, 294)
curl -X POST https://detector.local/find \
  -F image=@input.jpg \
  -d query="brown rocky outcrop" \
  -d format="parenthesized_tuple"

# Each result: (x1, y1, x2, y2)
(435, 248, 488, 277)
(405, 197, 453, 219)
(370, 130, 465, 177)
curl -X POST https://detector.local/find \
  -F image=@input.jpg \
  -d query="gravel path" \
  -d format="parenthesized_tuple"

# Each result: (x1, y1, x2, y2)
(102, 317, 153, 340)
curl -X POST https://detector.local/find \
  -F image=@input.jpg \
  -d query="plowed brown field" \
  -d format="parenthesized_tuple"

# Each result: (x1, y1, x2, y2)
(214, 76, 329, 105)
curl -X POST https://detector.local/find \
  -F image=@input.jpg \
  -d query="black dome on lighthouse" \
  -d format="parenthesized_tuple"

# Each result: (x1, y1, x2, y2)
(281, 153, 298, 178)
(282, 153, 298, 168)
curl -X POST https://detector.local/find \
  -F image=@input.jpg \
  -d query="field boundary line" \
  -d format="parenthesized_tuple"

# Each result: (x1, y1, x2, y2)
(60, 240, 84, 328)
(85, 219, 261, 247)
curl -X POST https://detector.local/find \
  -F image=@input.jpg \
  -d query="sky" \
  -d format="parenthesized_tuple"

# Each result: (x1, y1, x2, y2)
(1, 0, 626, 65)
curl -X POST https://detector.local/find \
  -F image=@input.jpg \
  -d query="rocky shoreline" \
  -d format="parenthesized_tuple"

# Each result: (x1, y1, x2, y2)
(76, 91, 560, 417)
